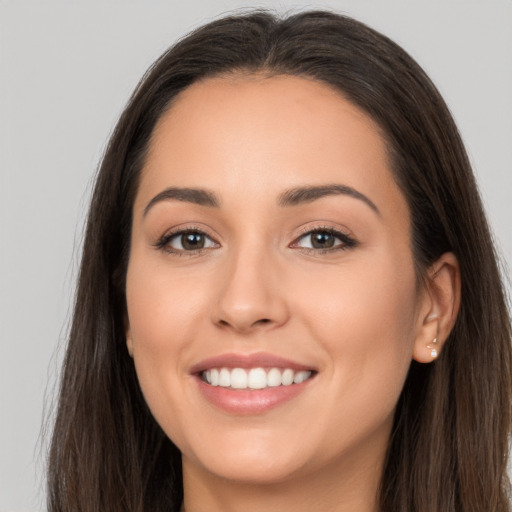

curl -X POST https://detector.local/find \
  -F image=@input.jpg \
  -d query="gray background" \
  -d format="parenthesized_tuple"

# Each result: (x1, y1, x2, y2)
(1, 1, 511, 510)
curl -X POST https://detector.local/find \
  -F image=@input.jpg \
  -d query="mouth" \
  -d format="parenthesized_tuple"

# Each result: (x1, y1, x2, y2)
(191, 353, 317, 414)
(200, 367, 314, 390)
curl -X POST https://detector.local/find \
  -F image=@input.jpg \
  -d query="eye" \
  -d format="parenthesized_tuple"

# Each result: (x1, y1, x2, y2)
(156, 229, 218, 253)
(292, 228, 356, 252)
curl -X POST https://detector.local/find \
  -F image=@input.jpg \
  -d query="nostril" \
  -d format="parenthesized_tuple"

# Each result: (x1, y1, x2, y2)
(254, 318, 271, 325)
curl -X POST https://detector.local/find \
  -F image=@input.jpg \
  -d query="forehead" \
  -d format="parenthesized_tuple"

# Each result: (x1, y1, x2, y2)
(138, 74, 407, 222)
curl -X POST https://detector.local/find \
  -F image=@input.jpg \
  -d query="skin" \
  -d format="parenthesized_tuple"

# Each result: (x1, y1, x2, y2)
(125, 75, 460, 512)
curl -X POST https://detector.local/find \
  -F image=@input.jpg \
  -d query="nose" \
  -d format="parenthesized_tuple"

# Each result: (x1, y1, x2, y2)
(211, 247, 290, 334)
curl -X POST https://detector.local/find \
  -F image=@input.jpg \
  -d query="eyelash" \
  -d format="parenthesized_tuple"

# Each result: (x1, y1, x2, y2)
(154, 226, 357, 256)
(154, 226, 218, 256)
(291, 226, 357, 254)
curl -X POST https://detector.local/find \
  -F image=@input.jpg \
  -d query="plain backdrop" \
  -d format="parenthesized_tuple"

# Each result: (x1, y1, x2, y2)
(1, 1, 511, 510)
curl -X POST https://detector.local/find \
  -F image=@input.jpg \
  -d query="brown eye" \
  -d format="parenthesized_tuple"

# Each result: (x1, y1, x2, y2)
(310, 232, 335, 249)
(293, 228, 357, 252)
(181, 232, 206, 250)
(163, 230, 217, 252)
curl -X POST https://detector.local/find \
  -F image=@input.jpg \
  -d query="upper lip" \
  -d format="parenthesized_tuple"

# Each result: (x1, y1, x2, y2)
(189, 352, 316, 374)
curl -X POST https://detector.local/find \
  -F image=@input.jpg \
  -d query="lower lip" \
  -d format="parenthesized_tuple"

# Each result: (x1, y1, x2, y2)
(195, 376, 313, 415)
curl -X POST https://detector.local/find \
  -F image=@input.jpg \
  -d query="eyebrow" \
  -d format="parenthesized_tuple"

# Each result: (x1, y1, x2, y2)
(278, 184, 380, 215)
(143, 187, 220, 216)
(143, 183, 380, 217)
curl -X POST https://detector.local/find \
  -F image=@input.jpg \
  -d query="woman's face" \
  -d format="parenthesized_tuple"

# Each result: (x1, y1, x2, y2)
(126, 75, 431, 485)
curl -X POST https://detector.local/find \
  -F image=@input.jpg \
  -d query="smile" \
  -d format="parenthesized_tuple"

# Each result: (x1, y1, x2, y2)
(201, 367, 313, 389)
(192, 353, 317, 414)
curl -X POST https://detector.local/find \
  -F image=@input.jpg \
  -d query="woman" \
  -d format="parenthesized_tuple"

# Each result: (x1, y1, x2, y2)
(47, 10, 511, 512)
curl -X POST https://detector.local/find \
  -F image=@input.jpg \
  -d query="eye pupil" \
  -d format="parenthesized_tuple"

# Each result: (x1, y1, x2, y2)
(182, 232, 205, 250)
(311, 232, 335, 249)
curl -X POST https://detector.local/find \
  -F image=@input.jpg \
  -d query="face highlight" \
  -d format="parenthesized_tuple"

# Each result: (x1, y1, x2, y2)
(125, 75, 430, 489)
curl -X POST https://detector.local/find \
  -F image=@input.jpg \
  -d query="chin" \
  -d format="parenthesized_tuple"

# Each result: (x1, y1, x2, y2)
(193, 451, 309, 485)
(179, 426, 316, 485)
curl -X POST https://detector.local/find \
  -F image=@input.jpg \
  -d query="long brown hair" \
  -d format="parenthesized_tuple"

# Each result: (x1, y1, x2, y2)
(47, 10, 511, 511)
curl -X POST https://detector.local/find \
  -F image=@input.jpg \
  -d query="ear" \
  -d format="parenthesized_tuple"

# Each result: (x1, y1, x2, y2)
(412, 252, 461, 363)
(126, 324, 134, 358)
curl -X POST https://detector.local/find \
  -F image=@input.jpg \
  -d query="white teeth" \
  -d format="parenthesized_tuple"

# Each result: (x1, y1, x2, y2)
(219, 368, 230, 387)
(248, 368, 267, 389)
(231, 368, 248, 389)
(267, 368, 282, 387)
(293, 371, 310, 384)
(281, 368, 294, 386)
(201, 367, 313, 389)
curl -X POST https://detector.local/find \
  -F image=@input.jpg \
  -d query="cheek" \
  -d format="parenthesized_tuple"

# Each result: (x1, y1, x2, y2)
(124, 254, 207, 420)
(126, 252, 210, 348)
(298, 245, 417, 341)
(292, 250, 418, 406)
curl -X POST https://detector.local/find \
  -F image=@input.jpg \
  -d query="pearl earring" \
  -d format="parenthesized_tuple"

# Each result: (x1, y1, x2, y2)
(430, 337, 438, 359)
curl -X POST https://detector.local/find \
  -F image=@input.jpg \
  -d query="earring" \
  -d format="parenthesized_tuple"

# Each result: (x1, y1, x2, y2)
(429, 337, 438, 359)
